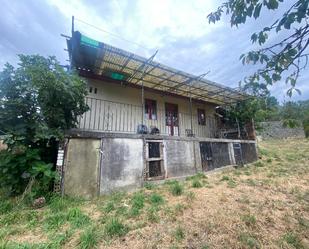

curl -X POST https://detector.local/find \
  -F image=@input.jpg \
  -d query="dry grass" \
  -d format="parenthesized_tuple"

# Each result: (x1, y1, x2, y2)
(0, 139, 308, 249)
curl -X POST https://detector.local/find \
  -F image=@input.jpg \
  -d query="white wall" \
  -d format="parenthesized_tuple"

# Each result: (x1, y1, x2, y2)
(79, 78, 218, 137)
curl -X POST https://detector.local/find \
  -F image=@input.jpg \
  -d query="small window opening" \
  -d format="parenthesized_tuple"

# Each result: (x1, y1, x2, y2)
(197, 108, 206, 126)
(149, 142, 160, 158)
(94, 88, 97, 94)
(145, 99, 157, 120)
(149, 161, 162, 177)
(89, 87, 93, 93)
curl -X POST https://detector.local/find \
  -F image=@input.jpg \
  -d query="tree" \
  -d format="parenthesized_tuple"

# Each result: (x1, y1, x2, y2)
(223, 83, 279, 127)
(0, 55, 89, 195)
(208, 0, 309, 96)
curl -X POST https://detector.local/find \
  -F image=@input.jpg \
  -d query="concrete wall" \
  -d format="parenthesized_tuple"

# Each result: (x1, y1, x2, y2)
(62, 134, 258, 197)
(63, 138, 100, 199)
(100, 138, 144, 194)
(78, 78, 218, 137)
(164, 140, 198, 178)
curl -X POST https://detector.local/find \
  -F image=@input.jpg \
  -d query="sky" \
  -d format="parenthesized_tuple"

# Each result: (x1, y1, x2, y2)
(0, 0, 308, 103)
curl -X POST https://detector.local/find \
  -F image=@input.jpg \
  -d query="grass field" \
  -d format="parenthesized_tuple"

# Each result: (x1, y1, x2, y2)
(0, 139, 308, 249)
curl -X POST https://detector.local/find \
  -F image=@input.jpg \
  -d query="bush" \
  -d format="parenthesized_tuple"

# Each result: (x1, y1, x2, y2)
(0, 147, 57, 196)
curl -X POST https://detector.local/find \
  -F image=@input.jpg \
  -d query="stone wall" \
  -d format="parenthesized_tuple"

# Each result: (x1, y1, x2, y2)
(258, 121, 305, 140)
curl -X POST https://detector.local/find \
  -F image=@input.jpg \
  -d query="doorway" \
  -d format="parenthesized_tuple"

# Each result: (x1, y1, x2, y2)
(165, 103, 179, 136)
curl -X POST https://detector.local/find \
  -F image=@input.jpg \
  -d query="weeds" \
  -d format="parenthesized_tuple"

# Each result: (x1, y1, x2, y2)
(185, 191, 195, 201)
(282, 232, 303, 248)
(79, 226, 99, 249)
(191, 179, 202, 188)
(173, 226, 185, 241)
(144, 182, 156, 190)
(149, 193, 164, 205)
(0, 200, 13, 215)
(239, 232, 260, 248)
(169, 182, 184, 196)
(242, 214, 257, 227)
(147, 206, 160, 223)
(67, 208, 91, 228)
(105, 218, 128, 237)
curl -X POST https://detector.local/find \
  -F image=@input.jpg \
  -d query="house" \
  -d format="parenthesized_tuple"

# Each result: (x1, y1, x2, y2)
(58, 31, 258, 198)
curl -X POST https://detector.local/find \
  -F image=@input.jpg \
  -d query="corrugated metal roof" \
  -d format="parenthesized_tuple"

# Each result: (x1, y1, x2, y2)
(67, 31, 249, 105)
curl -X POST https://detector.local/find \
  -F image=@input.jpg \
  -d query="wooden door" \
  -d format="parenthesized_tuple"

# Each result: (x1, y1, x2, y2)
(165, 103, 178, 136)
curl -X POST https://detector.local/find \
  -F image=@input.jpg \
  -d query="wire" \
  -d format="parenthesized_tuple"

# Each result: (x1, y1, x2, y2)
(74, 18, 151, 51)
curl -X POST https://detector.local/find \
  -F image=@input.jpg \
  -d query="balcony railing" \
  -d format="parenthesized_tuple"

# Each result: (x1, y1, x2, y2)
(77, 97, 218, 138)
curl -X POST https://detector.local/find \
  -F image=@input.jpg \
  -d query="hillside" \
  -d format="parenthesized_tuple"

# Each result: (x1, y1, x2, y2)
(1, 139, 308, 249)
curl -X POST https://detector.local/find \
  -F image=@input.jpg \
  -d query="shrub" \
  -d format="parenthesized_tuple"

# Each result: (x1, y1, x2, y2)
(169, 182, 184, 196)
(0, 199, 13, 215)
(0, 147, 57, 196)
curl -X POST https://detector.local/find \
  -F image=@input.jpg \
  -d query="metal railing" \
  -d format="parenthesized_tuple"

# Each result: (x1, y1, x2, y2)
(77, 97, 218, 138)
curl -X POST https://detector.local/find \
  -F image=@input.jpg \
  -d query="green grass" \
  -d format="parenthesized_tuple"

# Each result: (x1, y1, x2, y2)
(79, 227, 99, 249)
(144, 182, 156, 190)
(241, 214, 257, 227)
(147, 206, 160, 223)
(282, 232, 303, 248)
(129, 191, 145, 217)
(44, 212, 67, 231)
(173, 226, 185, 241)
(191, 179, 203, 188)
(0, 200, 13, 215)
(149, 193, 164, 205)
(66, 208, 91, 228)
(105, 218, 128, 237)
(169, 182, 184, 196)
(238, 232, 260, 249)
(0, 139, 308, 248)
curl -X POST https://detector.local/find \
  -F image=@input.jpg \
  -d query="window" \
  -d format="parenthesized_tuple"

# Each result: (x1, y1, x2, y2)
(197, 108, 206, 125)
(145, 99, 157, 120)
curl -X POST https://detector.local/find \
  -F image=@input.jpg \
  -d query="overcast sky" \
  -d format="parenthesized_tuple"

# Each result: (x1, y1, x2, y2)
(0, 0, 308, 102)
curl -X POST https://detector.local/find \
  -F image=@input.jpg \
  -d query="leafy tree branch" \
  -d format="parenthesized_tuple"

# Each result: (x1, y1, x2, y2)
(208, 0, 309, 96)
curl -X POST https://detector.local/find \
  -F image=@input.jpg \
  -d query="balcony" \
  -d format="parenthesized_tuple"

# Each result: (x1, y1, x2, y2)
(77, 97, 218, 138)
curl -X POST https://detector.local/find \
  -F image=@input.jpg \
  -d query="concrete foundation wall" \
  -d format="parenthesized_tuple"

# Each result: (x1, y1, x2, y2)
(164, 140, 197, 178)
(100, 138, 144, 194)
(62, 133, 257, 197)
(63, 138, 100, 199)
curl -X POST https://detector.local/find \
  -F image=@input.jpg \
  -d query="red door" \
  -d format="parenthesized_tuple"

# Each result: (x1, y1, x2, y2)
(165, 103, 179, 136)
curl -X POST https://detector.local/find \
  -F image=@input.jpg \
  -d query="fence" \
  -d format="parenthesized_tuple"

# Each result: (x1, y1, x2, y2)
(78, 97, 218, 137)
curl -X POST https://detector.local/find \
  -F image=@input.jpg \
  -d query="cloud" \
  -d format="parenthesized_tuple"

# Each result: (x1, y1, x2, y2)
(0, 0, 308, 102)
